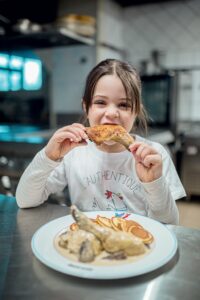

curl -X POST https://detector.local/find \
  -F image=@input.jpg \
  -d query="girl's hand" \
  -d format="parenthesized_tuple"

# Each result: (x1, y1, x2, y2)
(129, 142, 162, 183)
(45, 123, 88, 161)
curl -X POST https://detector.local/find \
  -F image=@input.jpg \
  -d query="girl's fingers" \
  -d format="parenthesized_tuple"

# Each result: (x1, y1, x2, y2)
(57, 123, 86, 134)
(142, 154, 162, 168)
(130, 143, 157, 156)
(54, 124, 88, 141)
(61, 124, 87, 139)
(138, 147, 157, 161)
(130, 142, 161, 167)
(129, 142, 144, 153)
(54, 131, 84, 143)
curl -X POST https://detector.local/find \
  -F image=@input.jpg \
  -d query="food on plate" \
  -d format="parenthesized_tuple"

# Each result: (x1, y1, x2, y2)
(111, 216, 126, 231)
(71, 205, 146, 256)
(59, 229, 102, 263)
(121, 219, 143, 231)
(128, 226, 153, 244)
(86, 124, 135, 150)
(55, 206, 154, 264)
(70, 213, 154, 244)
(96, 215, 113, 229)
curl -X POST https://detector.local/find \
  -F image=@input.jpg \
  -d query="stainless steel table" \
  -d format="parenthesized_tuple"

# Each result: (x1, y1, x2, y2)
(0, 194, 200, 300)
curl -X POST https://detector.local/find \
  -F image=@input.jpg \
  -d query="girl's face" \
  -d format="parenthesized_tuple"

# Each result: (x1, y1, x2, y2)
(86, 75, 136, 152)
(87, 74, 136, 132)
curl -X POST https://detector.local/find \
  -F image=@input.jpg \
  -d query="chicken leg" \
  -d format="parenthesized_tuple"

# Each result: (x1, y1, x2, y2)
(86, 124, 135, 150)
(71, 205, 146, 256)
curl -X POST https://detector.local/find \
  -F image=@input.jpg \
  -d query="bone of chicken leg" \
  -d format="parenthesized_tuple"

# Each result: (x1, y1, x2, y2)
(71, 205, 146, 256)
(86, 124, 135, 150)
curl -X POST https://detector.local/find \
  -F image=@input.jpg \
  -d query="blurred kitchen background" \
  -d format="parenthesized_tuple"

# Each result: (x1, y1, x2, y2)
(0, 0, 200, 228)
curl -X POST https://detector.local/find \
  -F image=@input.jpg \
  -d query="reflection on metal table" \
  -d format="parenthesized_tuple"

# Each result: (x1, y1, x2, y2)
(0, 194, 200, 300)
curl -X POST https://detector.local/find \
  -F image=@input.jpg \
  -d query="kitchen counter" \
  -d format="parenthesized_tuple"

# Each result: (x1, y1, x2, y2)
(0, 125, 49, 159)
(0, 124, 51, 144)
(147, 128, 175, 144)
(0, 194, 200, 300)
(0, 125, 51, 194)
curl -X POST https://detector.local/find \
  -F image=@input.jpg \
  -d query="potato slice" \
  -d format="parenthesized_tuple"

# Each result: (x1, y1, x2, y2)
(121, 219, 143, 232)
(111, 217, 126, 231)
(96, 215, 113, 228)
(128, 225, 154, 244)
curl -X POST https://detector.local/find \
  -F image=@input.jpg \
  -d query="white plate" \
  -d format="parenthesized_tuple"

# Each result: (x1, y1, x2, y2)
(31, 211, 177, 280)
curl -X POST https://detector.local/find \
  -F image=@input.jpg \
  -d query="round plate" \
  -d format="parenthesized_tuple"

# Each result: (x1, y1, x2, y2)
(31, 211, 177, 280)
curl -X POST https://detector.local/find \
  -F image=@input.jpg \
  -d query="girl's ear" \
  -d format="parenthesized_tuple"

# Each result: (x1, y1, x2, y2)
(82, 99, 87, 114)
(81, 99, 89, 126)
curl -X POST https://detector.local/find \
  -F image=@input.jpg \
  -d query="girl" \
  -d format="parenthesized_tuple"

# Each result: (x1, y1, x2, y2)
(16, 59, 186, 224)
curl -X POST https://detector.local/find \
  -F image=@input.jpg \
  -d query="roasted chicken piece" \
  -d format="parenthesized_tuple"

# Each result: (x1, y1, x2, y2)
(86, 124, 135, 150)
(71, 205, 146, 256)
(59, 229, 102, 262)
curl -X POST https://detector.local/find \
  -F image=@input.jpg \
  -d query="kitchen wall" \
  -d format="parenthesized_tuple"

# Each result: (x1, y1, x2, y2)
(38, 45, 95, 126)
(35, 0, 124, 127)
(123, 0, 200, 69)
(96, 0, 124, 61)
(96, 0, 200, 122)
(122, 0, 200, 122)
(36, 0, 96, 127)
(36, 0, 200, 127)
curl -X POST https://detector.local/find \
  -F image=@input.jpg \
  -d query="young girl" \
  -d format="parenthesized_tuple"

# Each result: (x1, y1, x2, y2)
(16, 59, 186, 224)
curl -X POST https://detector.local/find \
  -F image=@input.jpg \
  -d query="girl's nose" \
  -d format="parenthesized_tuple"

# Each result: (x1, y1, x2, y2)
(105, 105, 119, 118)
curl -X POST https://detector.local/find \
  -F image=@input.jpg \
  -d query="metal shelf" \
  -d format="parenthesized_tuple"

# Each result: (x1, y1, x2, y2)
(0, 27, 95, 50)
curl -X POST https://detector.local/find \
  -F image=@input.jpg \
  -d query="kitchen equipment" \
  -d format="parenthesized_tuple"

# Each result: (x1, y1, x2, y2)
(12, 19, 41, 34)
(180, 127, 200, 198)
(56, 14, 96, 37)
(141, 72, 178, 135)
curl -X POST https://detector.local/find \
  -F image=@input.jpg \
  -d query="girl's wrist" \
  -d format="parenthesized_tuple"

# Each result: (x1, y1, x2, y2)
(45, 148, 61, 162)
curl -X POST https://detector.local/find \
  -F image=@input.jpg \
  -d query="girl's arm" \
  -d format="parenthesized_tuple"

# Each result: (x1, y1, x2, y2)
(142, 177, 179, 225)
(129, 141, 185, 225)
(15, 148, 64, 208)
(16, 123, 88, 208)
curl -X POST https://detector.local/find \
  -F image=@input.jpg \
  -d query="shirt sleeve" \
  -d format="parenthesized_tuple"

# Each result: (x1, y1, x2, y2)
(160, 144, 186, 201)
(15, 148, 67, 208)
(142, 176, 179, 225)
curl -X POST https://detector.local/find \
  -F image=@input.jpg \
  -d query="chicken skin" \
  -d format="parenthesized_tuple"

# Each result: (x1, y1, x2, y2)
(86, 124, 135, 150)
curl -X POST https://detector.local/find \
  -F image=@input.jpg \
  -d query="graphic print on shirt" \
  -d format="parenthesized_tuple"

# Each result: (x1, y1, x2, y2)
(83, 169, 141, 211)
(104, 190, 127, 211)
(92, 197, 101, 210)
(83, 170, 140, 193)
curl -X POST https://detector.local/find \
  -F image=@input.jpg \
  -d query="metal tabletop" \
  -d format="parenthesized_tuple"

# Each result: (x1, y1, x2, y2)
(0, 194, 200, 300)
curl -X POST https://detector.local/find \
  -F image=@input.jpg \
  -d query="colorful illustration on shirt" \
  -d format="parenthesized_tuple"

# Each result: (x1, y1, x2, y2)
(105, 190, 127, 211)
(115, 212, 131, 218)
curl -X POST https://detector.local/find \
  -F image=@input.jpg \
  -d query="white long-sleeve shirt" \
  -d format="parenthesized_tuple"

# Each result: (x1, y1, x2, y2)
(16, 136, 186, 225)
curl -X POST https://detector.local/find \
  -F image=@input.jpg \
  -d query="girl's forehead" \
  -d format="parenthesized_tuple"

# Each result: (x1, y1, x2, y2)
(93, 77, 126, 97)
(95, 74, 124, 89)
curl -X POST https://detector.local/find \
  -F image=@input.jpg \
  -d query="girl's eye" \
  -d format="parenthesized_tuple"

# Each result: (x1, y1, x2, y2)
(119, 102, 131, 109)
(93, 100, 106, 105)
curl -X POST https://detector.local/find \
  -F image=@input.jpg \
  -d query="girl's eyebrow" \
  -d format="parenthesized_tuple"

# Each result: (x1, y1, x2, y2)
(93, 95, 108, 99)
(93, 95, 131, 101)
(119, 98, 131, 101)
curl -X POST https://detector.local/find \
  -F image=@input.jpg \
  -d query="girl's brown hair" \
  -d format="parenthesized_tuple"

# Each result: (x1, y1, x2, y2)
(82, 59, 148, 132)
